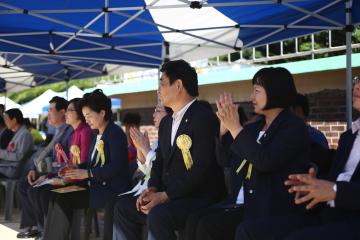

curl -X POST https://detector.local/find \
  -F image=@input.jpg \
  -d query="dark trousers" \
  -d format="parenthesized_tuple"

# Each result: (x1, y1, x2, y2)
(285, 221, 360, 240)
(235, 214, 315, 240)
(185, 204, 243, 240)
(28, 184, 56, 231)
(44, 189, 115, 240)
(18, 177, 37, 229)
(18, 177, 58, 230)
(113, 195, 214, 240)
(44, 189, 89, 240)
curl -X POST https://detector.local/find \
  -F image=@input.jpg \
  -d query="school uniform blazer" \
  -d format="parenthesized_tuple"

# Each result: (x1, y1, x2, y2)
(148, 100, 224, 201)
(231, 109, 310, 220)
(88, 121, 131, 208)
(215, 132, 246, 205)
(321, 129, 360, 222)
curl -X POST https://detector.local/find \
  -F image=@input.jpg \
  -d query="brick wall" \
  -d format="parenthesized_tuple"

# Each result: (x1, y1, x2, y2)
(307, 89, 359, 149)
(131, 89, 356, 149)
(308, 121, 347, 149)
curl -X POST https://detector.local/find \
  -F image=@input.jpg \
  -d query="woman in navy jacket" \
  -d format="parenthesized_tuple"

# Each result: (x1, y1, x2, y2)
(194, 67, 311, 240)
(44, 89, 131, 240)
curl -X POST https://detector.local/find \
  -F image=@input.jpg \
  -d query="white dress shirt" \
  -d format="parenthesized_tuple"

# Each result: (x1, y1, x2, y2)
(118, 142, 158, 197)
(137, 141, 158, 176)
(171, 99, 196, 146)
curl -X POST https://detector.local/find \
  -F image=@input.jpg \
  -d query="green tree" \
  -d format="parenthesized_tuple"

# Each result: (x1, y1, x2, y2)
(6, 78, 95, 104)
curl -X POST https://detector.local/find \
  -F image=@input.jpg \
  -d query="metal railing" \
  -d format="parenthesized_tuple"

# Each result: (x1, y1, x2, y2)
(211, 30, 360, 65)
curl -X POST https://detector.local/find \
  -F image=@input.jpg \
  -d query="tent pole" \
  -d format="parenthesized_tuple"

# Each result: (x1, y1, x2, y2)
(345, 0, 353, 129)
(65, 67, 70, 100)
(66, 80, 69, 100)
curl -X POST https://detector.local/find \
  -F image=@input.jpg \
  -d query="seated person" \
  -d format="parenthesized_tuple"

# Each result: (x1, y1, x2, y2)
(123, 112, 141, 164)
(24, 118, 44, 145)
(113, 60, 224, 240)
(0, 115, 14, 149)
(61, 97, 93, 168)
(129, 103, 171, 195)
(43, 89, 131, 240)
(190, 67, 311, 240)
(292, 93, 329, 149)
(16, 97, 72, 239)
(280, 77, 360, 240)
(0, 108, 33, 178)
(291, 93, 333, 177)
(235, 77, 360, 240)
(113, 102, 171, 238)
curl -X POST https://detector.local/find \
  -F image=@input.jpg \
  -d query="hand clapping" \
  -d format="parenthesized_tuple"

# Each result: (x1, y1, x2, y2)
(216, 92, 242, 138)
(130, 127, 151, 157)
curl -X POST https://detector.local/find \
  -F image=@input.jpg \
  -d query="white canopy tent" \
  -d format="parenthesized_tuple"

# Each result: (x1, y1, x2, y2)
(144, 0, 241, 61)
(62, 85, 85, 100)
(0, 96, 21, 110)
(0, 56, 34, 93)
(20, 86, 85, 118)
(20, 89, 59, 118)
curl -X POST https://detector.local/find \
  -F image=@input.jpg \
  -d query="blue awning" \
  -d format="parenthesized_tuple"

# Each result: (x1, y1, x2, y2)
(210, 0, 360, 48)
(0, 0, 358, 89)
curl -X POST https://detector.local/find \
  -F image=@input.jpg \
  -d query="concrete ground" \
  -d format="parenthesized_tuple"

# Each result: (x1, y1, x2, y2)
(0, 209, 102, 240)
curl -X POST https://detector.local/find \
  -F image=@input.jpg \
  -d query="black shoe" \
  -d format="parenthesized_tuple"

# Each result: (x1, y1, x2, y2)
(17, 229, 41, 238)
(34, 233, 43, 240)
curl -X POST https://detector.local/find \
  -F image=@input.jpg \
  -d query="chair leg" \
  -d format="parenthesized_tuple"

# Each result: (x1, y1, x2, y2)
(93, 210, 100, 237)
(0, 184, 5, 213)
(4, 181, 16, 221)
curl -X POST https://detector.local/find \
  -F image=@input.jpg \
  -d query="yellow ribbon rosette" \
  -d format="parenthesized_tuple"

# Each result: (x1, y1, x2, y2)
(236, 159, 252, 180)
(70, 145, 81, 165)
(95, 140, 106, 167)
(176, 134, 193, 171)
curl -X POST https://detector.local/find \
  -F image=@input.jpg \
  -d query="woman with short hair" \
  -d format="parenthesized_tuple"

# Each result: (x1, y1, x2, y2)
(44, 90, 131, 240)
(191, 67, 311, 240)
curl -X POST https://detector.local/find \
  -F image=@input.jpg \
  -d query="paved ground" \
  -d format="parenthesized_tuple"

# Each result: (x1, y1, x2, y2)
(0, 209, 102, 240)
(0, 210, 36, 240)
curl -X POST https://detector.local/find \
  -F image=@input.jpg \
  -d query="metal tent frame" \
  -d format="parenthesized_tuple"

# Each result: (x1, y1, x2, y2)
(0, 0, 358, 126)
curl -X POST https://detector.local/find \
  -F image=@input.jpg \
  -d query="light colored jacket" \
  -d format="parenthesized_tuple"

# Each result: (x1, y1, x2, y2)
(0, 125, 34, 162)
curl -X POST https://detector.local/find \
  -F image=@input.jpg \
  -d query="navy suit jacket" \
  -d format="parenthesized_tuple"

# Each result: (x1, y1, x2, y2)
(231, 109, 310, 220)
(321, 129, 360, 222)
(148, 100, 224, 201)
(215, 132, 245, 205)
(87, 121, 131, 208)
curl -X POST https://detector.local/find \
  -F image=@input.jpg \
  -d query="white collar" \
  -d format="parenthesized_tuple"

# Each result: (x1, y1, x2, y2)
(172, 99, 196, 121)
